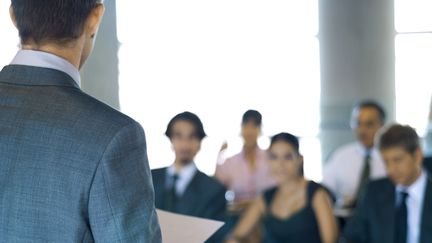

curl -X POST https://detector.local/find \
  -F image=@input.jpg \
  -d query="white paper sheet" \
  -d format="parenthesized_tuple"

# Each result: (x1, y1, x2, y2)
(156, 209, 225, 243)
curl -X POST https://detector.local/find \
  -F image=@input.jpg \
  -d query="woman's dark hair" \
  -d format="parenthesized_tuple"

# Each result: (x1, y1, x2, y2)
(165, 111, 207, 141)
(378, 124, 419, 154)
(269, 132, 303, 175)
(11, 0, 101, 44)
(269, 132, 300, 154)
(241, 109, 262, 126)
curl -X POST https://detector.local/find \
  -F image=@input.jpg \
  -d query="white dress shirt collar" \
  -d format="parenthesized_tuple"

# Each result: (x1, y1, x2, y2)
(167, 162, 197, 196)
(355, 142, 376, 157)
(396, 169, 427, 203)
(10, 50, 81, 87)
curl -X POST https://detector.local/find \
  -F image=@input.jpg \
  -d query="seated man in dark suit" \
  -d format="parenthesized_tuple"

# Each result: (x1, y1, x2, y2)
(151, 111, 227, 240)
(343, 124, 432, 243)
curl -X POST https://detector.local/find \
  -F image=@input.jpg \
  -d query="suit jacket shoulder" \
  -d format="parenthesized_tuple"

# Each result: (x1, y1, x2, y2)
(181, 170, 227, 220)
(193, 170, 226, 192)
(420, 175, 432, 243)
(0, 66, 161, 242)
(343, 178, 395, 243)
(151, 167, 167, 180)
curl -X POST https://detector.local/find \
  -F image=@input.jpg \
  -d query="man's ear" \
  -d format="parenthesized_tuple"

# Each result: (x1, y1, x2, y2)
(85, 3, 105, 38)
(9, 5, 18, 28)
(414, 147, 424, 167)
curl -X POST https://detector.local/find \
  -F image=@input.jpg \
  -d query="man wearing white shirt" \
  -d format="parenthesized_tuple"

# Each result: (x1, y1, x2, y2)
(343, 124, 432, 243)
(323, 100, 387, 225)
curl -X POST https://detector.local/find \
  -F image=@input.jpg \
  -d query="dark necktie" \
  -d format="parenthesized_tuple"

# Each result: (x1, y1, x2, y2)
(164, 174, 179, 212)
(394, 191, 409, 243)
(351, 151, 371, 208)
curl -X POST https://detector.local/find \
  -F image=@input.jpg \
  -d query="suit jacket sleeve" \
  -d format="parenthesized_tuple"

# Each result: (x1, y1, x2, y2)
(342, 184, 371, 243)
(207, 184, 227, 221)
(88, 122, 161, 242)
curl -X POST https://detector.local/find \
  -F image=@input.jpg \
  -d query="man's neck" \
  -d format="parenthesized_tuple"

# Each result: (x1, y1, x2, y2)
(21, 39, 83, 69)
(402, 169, 423, 187)
(173, 160, 193, 172)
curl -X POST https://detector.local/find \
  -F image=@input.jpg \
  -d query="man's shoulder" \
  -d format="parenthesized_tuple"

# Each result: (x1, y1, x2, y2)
(195, 170, 226, 192)
(366, 178, 393, 195)
(333, 142, 359, 156)
(151, 167, 168, 178)
(368, 177, 391, 186)
(327, 142, 359, 163)
(72, 91, 136, 128)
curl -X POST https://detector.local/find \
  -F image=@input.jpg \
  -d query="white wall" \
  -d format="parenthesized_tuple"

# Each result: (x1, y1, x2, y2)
(82, 0, 398, 173)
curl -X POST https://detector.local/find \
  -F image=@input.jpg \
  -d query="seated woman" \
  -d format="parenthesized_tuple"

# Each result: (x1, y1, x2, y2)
(226, 132, 338, 243)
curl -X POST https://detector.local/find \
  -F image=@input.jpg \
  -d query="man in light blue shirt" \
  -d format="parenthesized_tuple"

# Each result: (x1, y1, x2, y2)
(0, 1, 161, 242)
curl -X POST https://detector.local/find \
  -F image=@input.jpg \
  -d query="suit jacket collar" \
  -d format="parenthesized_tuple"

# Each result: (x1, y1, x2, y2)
(157, 167, 202, 203)
(181, 170, 202, 199)
(166, 168, 202, 215)
(0, 65, 79, 89)
(10, 50, 81, 86)
(419, 175, 432, 243)
(166, 162, 197, 196)
(375, 179, 396, 242)
(377, 175, 432, 243)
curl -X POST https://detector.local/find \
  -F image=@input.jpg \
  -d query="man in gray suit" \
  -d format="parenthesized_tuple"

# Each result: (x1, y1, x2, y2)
(0, 1, 161, 242)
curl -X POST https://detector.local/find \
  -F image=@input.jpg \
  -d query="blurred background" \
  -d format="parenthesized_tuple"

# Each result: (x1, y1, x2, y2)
(1, 0, 431, 180)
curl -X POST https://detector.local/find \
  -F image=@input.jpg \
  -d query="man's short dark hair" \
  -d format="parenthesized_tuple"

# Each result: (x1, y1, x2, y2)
(165, 111, 207, 141)
(11, 0, 101, 44)
(241, 109, 262, 126)
(353, 100, 386, 123)
(378, 124, 420, 154)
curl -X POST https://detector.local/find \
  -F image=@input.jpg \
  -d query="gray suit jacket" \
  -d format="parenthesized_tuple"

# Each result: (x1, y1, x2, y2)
(342, 176, 432, 243)
(0, 65, 161, 242)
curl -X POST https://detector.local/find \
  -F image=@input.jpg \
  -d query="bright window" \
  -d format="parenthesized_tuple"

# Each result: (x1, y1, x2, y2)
(395, 0, 432, 136)
(117, 1, 322, 180)
(0, 2, 19, 67)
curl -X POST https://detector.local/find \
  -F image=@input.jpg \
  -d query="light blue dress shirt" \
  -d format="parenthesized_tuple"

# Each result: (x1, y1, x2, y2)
(10, 49, 81, 87)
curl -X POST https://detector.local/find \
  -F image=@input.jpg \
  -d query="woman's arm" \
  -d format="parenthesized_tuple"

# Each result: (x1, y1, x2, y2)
(312, 188, 339, 243)
(225, 195, 266, 243)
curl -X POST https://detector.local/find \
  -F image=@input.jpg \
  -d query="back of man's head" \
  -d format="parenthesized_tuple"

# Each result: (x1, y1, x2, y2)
(11, 0, 101, 45)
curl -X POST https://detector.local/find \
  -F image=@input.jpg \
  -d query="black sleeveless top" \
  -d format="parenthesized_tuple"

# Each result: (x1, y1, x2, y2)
(262, 181, 322, 243)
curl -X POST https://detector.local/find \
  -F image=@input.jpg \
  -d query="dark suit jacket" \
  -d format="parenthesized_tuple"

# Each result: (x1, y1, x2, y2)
(343, 176, 432, 243)
(152, 167, 227, 221)
(424, 156, 432, 174)
(0, 65, 161, 242)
